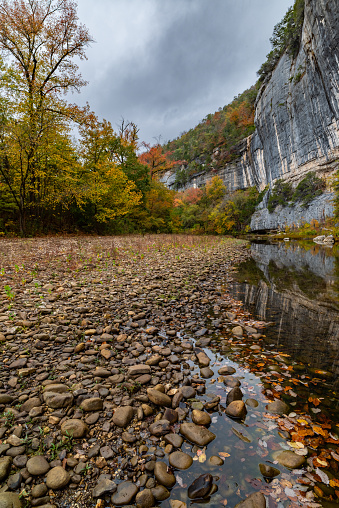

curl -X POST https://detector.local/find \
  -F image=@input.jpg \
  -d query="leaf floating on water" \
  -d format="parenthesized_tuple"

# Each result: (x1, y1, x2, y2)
(212, 416, 218, 423)
(329, 478, 339, 488)
(198, 452, 206, 463)
(315, 468, 329, 485)
(232, 427, 252, 443)
(288, 441, 304, 449)
(219, 452, 230, 458)
(176, 475, 184, 487)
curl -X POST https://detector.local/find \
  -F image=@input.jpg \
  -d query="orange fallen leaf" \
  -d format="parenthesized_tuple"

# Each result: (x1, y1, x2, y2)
(330, 479, 339, 488)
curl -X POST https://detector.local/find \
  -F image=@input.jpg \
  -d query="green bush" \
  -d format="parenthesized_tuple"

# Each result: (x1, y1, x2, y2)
(267, 180, 293, 212)
(291, 172, 325, 206)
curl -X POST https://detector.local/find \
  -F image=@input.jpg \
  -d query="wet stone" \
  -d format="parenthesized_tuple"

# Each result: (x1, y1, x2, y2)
(276, 450, 305, 469)
(149, 419, 171, 436)
(135, 488, 155, 508)
(267, 400, 289, 415)
(180, 386, 196, 399)
(7, 472, 22, 490)
(191, 410, 211, 426)
(164, 434, 183, 448)
(235, 492, 266, 508)
(154, 461, 176, 488)
(31, 483, 48, 498)
(218, 366, 236, 375)
(180, 422, 215, 446)
(259, 463, 280, 478)
(147, 388, 171, 407)
(226, 387, 243, 405)
(188, 473, 213, 499)
(151, 485, 170, 501)
(225, 400, 247, 419)
(169, 451, 193, 470)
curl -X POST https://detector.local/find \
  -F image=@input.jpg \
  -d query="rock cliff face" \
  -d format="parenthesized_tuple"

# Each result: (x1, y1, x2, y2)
(165, 0, 339, 228)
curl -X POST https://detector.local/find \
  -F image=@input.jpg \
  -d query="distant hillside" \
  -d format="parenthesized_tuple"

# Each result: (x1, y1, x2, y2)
(163, 84, 259, 189)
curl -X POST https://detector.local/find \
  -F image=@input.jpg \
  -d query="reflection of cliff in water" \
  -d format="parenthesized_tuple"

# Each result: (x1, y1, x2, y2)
(230, 241, 339, 376)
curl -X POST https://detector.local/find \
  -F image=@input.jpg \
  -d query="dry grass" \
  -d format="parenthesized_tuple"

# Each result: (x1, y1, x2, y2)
(0, 234, 234, 272)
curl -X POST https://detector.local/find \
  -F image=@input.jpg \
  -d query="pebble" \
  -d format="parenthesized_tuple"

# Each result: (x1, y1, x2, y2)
(188, 473, 213, 499)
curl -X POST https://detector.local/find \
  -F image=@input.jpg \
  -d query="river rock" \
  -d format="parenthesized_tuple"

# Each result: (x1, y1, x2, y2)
(200, 367, 214, 378)
(209, 456, 224, 466)
(149, 419, 171, 436)
(0, 492, 22, 508)
(135, 488, 155, 508)
(111, 481, 139, 505)
(31, 484, 48, 498)
(232, 326, 243, 337)
(26, 456, 50, 475)
(226, 387, 243, 405)
(180, 386, 196, 399)
(46, 466, 70, 489)
(235, 492, 266, 508)
(151, 485, 170, 501)
(92, 478, 117, 498)
(218, 366, 236, 375)
(43, 391, 73, 409)
(246, 398, 259, 408)
(0, 456, 12, 481)
(276, 450, 305, 469)
(191, 410, 211, 426)
(147, 388, 171, 407)
(196, 351, 210, 367)
(164, 434, 183, 448)
(267, 400, 289, 415)
(225, 400, 247, 419)
(128, 364, 151, 377)
(0, 395, 14, 404)
(180, 422, 215, 446)
(188, 473, 213, 499)
(61, 419, 88, 438)
(80, 398, 103, 411)
(154, 461, 176, 488)
(169, 451, 193, 470)
(259, 463, 280, 478)
(112, 406, 134, 427)
(163, 408, 178, 423)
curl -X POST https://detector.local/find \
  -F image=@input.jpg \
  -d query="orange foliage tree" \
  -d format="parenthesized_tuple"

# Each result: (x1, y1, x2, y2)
(139, 142, 179, 180)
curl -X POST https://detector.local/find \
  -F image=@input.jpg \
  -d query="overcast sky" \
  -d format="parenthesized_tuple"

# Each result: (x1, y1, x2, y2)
(75, 0, 292, 145)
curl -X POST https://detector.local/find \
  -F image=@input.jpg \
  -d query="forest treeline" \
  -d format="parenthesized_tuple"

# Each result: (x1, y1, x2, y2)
(0, 0, 307, 237)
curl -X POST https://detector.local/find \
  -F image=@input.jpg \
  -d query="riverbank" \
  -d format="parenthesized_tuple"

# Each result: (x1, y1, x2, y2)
(0, 235, 338, 508)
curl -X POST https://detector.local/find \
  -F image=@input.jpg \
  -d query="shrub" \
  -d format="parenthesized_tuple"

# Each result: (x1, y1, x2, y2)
(291, 172, 325, 207)
(267, 180, 293, 212)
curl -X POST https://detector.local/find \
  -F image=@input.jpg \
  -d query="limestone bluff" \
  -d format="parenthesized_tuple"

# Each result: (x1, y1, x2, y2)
(162, 0, 339, 230)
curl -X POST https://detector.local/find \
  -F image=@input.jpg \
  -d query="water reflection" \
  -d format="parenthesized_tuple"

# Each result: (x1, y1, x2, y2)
(229, 241, 339, 379)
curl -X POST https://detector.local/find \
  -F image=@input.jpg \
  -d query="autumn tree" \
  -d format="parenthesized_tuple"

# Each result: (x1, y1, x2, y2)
(77, 115, 142, 227)
(139, 142, 178, 180)
(0, 0, 92, 234)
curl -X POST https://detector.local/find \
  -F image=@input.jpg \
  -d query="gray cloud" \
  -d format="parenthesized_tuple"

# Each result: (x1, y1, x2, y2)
(75, 0, 292, 144)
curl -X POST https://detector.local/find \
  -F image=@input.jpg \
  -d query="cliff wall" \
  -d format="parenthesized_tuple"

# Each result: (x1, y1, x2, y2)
(164, 0, 339, 228)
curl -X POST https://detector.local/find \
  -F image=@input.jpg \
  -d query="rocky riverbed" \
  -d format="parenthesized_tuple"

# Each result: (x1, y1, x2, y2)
(0, 235, 338, 508)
